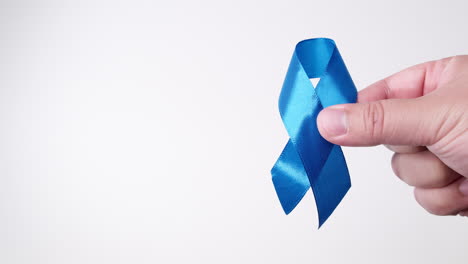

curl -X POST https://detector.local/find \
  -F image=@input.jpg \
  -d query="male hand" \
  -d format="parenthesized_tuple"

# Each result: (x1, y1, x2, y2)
(317, 56, 468, 216)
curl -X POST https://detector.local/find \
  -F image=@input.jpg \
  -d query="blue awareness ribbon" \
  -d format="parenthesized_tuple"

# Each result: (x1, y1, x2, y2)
(271, 38, 357, 227)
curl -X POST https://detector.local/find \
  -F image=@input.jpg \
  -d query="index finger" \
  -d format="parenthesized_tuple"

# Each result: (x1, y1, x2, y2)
(358, 57, 454, 103)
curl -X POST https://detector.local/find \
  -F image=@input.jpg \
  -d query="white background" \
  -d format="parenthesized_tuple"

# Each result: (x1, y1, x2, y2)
(1, 0, 467, 263)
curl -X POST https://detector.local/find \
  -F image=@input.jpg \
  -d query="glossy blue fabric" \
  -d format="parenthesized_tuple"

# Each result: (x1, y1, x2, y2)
(271, 38, 357, 227)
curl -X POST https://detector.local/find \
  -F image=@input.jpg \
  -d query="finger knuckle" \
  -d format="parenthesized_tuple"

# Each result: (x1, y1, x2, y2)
(427, 162, 454, 188)
(391, 154, 417, 187)
(414, 189, 452, 216)
(449, 55, 468, 68)
(362, 101, 386, 143)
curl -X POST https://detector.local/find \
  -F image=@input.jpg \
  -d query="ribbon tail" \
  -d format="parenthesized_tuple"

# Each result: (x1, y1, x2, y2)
(312, 145, 351, 227)
(272, 140, 310, 214)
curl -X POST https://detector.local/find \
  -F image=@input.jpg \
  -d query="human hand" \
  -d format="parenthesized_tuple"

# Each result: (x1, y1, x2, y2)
(317, 56, 468, 216)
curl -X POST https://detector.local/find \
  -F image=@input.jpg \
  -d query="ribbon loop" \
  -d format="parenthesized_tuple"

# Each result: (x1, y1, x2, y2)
(271, 38, 357, 227)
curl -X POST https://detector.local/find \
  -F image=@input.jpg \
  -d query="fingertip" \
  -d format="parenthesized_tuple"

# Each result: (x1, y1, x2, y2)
(317, 106, 348, 142)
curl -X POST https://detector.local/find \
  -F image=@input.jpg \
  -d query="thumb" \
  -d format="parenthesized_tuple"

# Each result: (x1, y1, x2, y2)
(317, 97, 445, 146)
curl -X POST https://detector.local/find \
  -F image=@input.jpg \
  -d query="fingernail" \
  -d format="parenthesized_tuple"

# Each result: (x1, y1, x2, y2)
(459, 179, 468, 196)
(319, 107, 348, 136)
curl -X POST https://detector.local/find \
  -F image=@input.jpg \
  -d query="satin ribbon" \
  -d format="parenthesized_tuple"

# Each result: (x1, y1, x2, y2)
(271, 38, 357, 227)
